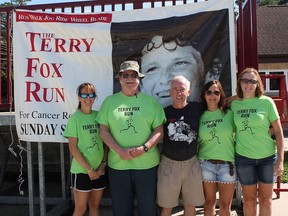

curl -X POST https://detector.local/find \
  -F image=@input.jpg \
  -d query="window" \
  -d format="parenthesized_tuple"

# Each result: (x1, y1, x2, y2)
(269, 71, 284, 91)
(259, 70, 288, 93)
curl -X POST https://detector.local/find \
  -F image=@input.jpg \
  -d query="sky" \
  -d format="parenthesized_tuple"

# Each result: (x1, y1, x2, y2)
(26, 0, 87, 5)
(0, 0, 86, 5)
(0, 0, 211, 7)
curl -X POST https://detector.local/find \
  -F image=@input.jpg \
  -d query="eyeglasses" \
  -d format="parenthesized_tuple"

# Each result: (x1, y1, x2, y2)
(144, 35, 190, 52)
(205, 90, 221, 96)
(121, 73, 138, 79)
(80, 93, 96, 99)
(241, 79, 258, 84)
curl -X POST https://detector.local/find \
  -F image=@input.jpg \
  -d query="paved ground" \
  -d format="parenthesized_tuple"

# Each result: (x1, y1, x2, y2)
(97, 184, 288, 216)
(0, 122, 287, 215)
(51, 185, 288, 215)
(1, 184, 284, 216)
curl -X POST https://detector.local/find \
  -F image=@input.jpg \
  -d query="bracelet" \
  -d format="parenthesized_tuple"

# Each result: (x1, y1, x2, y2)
(87, 167, 93, 173)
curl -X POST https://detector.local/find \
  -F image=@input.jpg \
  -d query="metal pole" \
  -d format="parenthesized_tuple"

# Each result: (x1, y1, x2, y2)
(60, 143, 66, 200)
(27, 142, 35, 216)
(237, 0, 244, 73)
(38, 142, 46, 216)
(250, 0, 258, 69)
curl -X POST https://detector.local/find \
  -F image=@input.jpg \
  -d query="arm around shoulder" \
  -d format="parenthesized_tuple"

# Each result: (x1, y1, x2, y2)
(225, 95, 241, 107)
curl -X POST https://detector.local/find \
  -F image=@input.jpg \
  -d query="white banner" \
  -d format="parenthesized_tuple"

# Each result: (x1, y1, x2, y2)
(13, 0, 236, 142)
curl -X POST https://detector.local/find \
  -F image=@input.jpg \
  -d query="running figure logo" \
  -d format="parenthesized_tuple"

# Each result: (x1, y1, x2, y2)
(86, 129, 100, 151)
(120, 116, 138, 133)
(240, 118, 255, 134)
(208, 128, 221, 144)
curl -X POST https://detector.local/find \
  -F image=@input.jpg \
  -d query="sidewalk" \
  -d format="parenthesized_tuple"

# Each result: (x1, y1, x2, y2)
(95, 185, 287, 216)
(1, 186, 287, 216)
(271, 184, 288, 216)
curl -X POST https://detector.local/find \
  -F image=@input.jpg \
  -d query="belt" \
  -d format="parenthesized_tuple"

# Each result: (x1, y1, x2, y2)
(205, 160, 234, 176)
(205, 159, 230, 164)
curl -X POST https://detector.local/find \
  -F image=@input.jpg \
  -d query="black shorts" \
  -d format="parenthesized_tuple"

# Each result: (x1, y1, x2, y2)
(71, 173, 106, 192)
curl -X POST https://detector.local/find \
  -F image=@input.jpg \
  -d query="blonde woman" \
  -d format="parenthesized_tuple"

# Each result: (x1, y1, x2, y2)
(231, 68, 284, 216)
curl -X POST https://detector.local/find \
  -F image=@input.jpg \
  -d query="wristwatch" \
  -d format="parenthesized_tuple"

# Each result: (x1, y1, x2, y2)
(143, 144, 149, 152)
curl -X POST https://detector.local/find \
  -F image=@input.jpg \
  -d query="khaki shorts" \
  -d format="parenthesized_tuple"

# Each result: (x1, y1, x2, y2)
(157, 155, 204, 208)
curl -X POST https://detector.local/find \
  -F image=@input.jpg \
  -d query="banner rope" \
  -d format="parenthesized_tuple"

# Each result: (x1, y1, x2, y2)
(6, 11, 29, 196)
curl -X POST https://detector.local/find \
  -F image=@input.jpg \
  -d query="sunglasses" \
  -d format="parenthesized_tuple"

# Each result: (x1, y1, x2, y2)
(80, 93, 96, 99)
(205, 90, 221, 96)
(121, 73, 138, 79)
(241, 79, 258, 84)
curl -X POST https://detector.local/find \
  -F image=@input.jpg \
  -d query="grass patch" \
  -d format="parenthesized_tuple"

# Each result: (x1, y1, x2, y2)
(281, 151, 288, 183)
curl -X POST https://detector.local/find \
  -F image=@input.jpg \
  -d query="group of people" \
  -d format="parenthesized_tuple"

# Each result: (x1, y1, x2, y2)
(64, 59, 285, 216)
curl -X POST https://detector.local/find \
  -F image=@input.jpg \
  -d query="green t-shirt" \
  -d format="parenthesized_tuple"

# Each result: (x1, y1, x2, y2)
(231, 96, 279, 159)
(198, 109, 235, 162)
(96, 92, 166, 170)
(63, 110, 104, 174)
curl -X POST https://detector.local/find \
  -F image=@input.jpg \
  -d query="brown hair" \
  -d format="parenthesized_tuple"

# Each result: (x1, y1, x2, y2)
(76, 83, 97, 109)
(201, 80, 226, 112)
(236, 68, 264, 98)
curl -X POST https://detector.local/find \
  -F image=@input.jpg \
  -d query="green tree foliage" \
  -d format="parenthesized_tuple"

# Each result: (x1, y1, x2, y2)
(279, 0, 288, 4)
(13, 0, 32, 6)
(258, 0, 288, 5)
(235, 0, 288, 7)
(0, 1, 31, 7)
(0, 3, 11, 83)
(0, 1, 31, 100)
(7, 0, 32, 6)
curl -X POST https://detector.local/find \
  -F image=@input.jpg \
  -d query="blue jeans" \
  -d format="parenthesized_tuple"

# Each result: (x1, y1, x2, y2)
(235, 154, 276, 185)
(108, 166, 158, 216)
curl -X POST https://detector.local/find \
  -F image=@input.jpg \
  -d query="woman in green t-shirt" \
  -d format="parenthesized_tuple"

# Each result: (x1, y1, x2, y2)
(231, 68, 284, 216)
(64, 83, 107, 216)
(199, 80, 237, 216)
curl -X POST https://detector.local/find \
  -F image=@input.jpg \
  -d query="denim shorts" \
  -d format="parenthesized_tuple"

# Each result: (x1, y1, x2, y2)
(200, 160, 237, 183)
(235, 153, 276, 185)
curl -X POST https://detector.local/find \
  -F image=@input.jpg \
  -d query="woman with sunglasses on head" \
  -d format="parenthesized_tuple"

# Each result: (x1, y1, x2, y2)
(198, 80, 237, 216)
(231, 68, 284, 216)
(64, 82, 107, 216)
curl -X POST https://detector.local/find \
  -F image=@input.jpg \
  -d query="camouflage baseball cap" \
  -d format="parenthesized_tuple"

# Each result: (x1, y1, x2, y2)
(118, 60, 145, 78)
